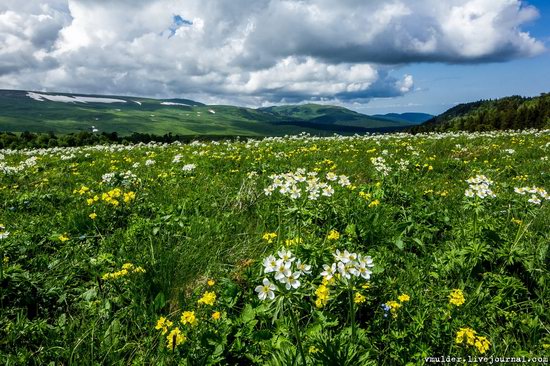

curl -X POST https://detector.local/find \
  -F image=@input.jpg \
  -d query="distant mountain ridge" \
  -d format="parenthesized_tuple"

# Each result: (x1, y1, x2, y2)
(411, 93, 550, 133)
(372, 113, 433, 125)
(0, 89, 418, 136)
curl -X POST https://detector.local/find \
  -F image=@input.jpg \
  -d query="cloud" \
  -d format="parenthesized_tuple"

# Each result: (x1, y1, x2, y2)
(0, 0, 545, 106)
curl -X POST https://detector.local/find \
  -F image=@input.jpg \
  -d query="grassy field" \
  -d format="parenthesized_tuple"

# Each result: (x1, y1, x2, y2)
(1, 130, 549, 365)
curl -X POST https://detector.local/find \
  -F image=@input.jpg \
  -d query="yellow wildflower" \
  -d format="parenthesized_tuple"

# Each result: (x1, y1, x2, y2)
(155, 316, 173, 334)
(368, 199, 380, 208)
(309, 346, 319, 354)
(180, 311, 197, 326)
(354, 292, 366, 304)
(361, 283, 370, 290)
(315, 284, 330, 308)
(262, 232, 277, 243)
(449, 289, 465, 306)
(398, 294, 410, 302)
(212, 311, 221, 321)
(475, 336, 491, 354)
(197, 291, 216, 306)
(166, 327, 186, 351)
(327, 229, 340, 240)
(207, 279, 215, 287)
(456, 327, 477, 346)
(58, 234, 69, 242)
(123, 191, 136, 203)
(89, 212, 97, 220)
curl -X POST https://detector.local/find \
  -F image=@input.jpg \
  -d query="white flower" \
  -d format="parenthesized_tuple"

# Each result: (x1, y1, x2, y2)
(322, 185, 334, 197)
(264, 186, 275, 196)
(338, 175, 350, 187)
(0, 231, 10, 240)
(283, 272, 302, 290)
(289, 185, 301, 199)
(172, 154, 183, 163)
(278, 249, 295, 263)
(326, 172, 338, 181)
(274, 260, 292, 281)
(295, 260, 312, 275)
(528, 195, 541, 205)
(333, 249, 350, 263)
(320, 263, 336, 280)
(263, 255, 278, 273)
(255, 278, 277, 300)
(145, 159, 155, 166)
(356, 261, 373, 280)
(337, 261, 352, 279)
(182, 164, 196, 171)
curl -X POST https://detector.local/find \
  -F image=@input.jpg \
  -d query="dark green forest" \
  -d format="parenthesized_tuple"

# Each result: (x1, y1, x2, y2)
(411, 93, 550, 133)
(0, 131, 239, 150)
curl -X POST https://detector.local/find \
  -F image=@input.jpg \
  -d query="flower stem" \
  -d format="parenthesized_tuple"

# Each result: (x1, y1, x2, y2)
(349, 285, 356, 342)
(289, 305, 307, 365)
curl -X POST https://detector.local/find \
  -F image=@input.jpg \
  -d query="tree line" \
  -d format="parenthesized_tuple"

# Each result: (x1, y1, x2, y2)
(0, 131, 241, 150)
(410, 93, 550, 133)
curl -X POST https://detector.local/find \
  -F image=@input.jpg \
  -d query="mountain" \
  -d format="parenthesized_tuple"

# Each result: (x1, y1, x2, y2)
(372, 113, 433, 125)
(411, 94, 550, 133)
(0, 90, 417, 137)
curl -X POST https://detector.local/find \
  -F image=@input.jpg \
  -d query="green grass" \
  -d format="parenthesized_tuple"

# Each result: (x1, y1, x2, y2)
(0, 129, 549, 364)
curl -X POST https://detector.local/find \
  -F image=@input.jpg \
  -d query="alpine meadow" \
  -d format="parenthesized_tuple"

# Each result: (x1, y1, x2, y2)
(1, 130, 549, 364)
(1, 0, 550, 365)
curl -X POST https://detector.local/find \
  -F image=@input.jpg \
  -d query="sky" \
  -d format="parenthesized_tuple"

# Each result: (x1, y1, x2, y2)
(0, 0, 549, 115)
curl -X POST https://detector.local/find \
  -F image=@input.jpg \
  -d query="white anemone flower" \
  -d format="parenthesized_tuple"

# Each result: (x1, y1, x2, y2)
(295, 260, 312, 275)
(274, 260, 292, 282)
(337, 261, 352, 279)
(255, 278, 277, 300)
(326, 172, 338, 181)
(278, 249, 295, 262)
(283, 272, 302, 290)
(289, 185, 301, 199)
(320, 263, 337, 280)
(262, 255, 278, 273)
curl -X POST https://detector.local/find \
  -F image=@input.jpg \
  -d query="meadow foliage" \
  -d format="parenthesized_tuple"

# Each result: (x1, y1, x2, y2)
(1, 130, 549, 364)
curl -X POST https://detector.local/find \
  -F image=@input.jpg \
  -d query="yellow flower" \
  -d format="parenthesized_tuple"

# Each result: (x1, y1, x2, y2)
(207, 279, 215, 287)
(123, 191, 136, 203)
(354, 292, 366, 304)
(315, 284, 330, 308)
(327, 230, 340, 240)
(89, 212, 97, 220)
(212, 311, 221, 321)
(122, 263, 134, 270)
(368, 199, 380, 208)
(361, 283, 370, 290)
(449, 289, 465, 306)
(262, 232, 277, 243)
(155, 316, 173, 334)
(398, 294, 410, 302)
(3, 256, 9, 265)
(166, 327, 186, 351)
(58, 234, 69, 242)
(455, 327, 477, 346)
(474, 336, 491, 354)
(180, 311, 197, 326)
(197, 291, 216, 306)
(86, 198, 94, 205)
(308, 346, 319, 354)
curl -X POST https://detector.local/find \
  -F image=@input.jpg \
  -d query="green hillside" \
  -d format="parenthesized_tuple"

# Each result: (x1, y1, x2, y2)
(411, 93, 550, 133)
(0, 90, 414, 136)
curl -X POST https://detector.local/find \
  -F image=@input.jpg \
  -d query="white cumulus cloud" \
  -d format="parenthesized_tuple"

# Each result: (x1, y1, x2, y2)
(0, 0, 544, 105)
